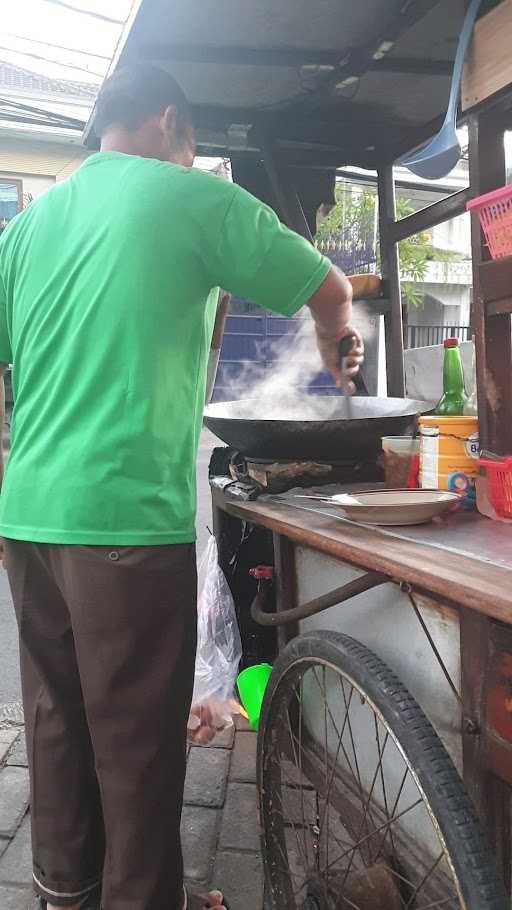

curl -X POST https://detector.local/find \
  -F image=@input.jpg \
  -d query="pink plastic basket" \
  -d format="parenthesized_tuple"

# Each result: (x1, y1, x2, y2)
(467, 184, 512, 259)
(479, 456, 512, 518)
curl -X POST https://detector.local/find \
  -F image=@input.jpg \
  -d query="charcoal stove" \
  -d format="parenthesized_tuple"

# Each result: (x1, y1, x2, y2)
(209, 445, 384, 499)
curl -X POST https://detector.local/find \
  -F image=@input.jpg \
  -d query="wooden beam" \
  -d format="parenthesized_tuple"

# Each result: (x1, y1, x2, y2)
(479, 256, 512, 304)
(468, 112, 510, 453)
(389, 188, 471, 243)
(462, 0, 512, 112)
(378, 166, 405, 397)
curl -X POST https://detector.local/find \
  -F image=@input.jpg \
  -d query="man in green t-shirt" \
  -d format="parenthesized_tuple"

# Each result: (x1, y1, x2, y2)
(0, 65, 362, 910)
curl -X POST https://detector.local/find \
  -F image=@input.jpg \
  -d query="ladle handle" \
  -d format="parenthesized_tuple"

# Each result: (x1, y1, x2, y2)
(338, 334, 368, 395)
(445, 0, 482, 124)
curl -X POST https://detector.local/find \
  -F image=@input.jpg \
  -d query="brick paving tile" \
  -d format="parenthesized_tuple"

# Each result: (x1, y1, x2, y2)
(0, 733, 19, 767)
(182, 805, 219, 884)
(234, 714, 252, 732)
(230, 732, 257, 784)
(213, 851, 263, 910)
(0, 769, 30, 839)
(0, 815, 32, 885)
(5, 737, 28, 770)
(219, 783, 260, 853)
(198, 725, 235, 750)
(0, 884, 33, 910)
(184, 748, 230, 809)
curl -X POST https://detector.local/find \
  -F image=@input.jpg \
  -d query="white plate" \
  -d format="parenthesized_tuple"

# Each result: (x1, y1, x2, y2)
(329, 489, 461, 526)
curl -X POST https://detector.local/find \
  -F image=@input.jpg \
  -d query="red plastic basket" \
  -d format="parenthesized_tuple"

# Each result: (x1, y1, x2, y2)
(467, 184, 512, 259)
(479, 456, 512, 518)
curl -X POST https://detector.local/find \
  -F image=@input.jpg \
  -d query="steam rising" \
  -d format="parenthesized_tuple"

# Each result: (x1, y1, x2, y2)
(215, 310, 373, 420)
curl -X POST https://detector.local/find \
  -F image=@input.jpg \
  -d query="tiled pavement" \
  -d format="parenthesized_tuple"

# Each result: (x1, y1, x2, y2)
(0, 717, 263, 910)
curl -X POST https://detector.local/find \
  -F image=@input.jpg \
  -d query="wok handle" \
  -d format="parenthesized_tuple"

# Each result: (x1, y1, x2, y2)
(338, 334, 368, 395)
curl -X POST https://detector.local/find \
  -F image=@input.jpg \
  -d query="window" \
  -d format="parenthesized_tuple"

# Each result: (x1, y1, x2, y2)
(0, 178, 22, 232)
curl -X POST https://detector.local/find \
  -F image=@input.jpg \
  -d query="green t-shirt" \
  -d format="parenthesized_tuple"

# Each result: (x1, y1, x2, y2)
(0, 151, 330, 544)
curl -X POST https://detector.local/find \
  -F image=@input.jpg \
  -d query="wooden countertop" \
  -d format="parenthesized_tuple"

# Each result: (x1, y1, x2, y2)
(214, 487, 512, 622)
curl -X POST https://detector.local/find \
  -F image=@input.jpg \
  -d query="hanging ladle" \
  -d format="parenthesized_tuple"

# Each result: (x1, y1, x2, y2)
(400, 0, 482, 180)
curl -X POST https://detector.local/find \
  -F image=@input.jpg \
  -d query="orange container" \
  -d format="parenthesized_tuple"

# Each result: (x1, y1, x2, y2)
(419, 416, 479, 490)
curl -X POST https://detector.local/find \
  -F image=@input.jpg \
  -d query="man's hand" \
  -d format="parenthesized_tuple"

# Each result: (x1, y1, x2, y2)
(187, 700, 231, 745)
(307, 266, 364, 393)
(316, 324, 364, 394)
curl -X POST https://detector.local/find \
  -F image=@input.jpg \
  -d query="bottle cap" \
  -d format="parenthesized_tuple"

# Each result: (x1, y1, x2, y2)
(444, 338, 459, 348)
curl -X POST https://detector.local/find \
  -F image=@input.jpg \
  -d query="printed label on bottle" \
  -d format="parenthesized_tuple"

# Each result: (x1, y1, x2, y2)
(464, 432, 480, 460)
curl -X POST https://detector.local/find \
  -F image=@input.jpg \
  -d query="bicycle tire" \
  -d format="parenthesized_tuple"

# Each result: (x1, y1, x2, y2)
(258, 630, 508, 910)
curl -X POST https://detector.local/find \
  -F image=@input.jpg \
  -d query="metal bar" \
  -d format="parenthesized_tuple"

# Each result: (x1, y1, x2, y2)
(0, 96, 86, 129)
(377, 165, 405, 396)
(251, 571, 387, 627)
(142, 43, 452, 76)
(277, 0, 445, 119)
(259, 132, 313, 241)
(389, 188, 471, 243)
(0, 45, 104, 80)
(0, 31, 112, 60)
(403, 586, 462, 706)
(273, 533, 299, 646)
(0, 111, 84, 130)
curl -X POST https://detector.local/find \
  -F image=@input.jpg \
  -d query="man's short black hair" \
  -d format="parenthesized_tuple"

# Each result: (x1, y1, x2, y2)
(94, 64, 191, 137)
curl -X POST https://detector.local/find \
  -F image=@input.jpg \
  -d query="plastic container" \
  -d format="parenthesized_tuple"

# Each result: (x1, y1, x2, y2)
(382, 437, 420, 488)
(467, 184, 512, 259)
(479, 456, 512, 518)
(419, 416, 479, 494)
(237, 663, 272, 730)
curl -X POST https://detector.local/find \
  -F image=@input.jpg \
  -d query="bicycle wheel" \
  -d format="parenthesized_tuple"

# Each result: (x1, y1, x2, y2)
(258, 631, 508, 910)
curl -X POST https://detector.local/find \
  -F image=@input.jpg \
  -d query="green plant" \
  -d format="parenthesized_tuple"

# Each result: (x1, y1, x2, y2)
(316, 183, 433, 307)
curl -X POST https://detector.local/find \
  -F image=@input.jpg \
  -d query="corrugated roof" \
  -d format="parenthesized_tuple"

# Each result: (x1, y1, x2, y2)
(0, 60, 97, 100)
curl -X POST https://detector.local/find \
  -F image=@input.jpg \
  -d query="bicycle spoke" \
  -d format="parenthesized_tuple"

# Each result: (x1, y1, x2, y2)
(415, 898, 458, 910)
(405, 852, 446, 908)
(371, 714, 396, 864)
(271, 785, 310, 875)
(297, 675, 309, 869)
(325, 798, 424, 874)
(262, 655, 490, 910)
(339, 725, 394, 889)
(339, 675, 379, 840)
(372, 764, 410, 863)
(318, 684, 355, 838)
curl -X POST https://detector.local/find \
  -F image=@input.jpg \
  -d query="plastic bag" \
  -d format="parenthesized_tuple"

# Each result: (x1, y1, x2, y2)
(189, 535, 242, 741)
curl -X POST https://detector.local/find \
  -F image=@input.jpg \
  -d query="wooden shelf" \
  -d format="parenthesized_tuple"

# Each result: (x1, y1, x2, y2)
(478, 256, 512, 315)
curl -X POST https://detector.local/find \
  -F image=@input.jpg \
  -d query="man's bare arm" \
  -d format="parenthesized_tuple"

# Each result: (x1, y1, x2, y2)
(307, 266, 364, 392)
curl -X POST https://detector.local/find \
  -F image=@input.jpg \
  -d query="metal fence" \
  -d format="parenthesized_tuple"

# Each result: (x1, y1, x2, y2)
(407, 324, 471, 349)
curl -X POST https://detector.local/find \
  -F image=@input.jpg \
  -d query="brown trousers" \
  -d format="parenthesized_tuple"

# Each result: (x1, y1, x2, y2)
(4, 540, 197, 910)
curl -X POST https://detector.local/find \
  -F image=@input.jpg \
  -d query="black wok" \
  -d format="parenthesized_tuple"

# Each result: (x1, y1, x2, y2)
(203, 396, 435, 460)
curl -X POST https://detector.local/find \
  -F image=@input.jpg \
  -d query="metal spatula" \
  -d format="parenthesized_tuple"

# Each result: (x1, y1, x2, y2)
(338, 334, 368, 419)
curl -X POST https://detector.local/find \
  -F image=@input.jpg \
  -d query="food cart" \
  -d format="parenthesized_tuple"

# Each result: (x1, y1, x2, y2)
(88, 1, 512, 906)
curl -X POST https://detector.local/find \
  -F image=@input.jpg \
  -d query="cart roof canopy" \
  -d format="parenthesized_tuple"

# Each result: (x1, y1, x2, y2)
(85, 0, 496, 170)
